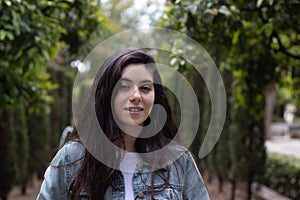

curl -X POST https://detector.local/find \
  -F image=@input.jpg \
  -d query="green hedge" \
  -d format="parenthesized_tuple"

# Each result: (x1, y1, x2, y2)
(0, 66, 75, 199)
(0, 108, 17, 199)
(264, 152, 300, 199)
(47, 66, 76, 158)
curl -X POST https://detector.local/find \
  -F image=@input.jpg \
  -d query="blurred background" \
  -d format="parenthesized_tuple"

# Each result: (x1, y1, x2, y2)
(1, 0, 299, 200)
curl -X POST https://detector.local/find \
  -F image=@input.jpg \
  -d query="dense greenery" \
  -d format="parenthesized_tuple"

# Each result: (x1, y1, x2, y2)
(0, 0, 110, 113)
(264, 153, 300, 199)
(13, 99, 29, 194)
(0, 108, 17, 200)
(1, 0, 299, 199)
(0, 0, 111, 199)
(48, 67, 76, 158)
(161, 0, 300, 199)
(0, 67, 75, 199)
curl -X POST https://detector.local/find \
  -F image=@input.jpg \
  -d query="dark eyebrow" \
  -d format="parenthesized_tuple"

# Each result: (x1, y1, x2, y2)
(119, 77, 132, 83)
(119, 78, 153, 84)
(140, 79, 153, 84)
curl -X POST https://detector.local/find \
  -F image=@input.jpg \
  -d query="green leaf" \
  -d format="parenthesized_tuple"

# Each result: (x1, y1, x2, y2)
(11, 10, 21, 35)
(41, 50, 50, 60)
(256, 0, 264, 8)
(0, 30, 6, 40)
(232, 31, 240, 45)
(6, 31, 14, 40)
(170, 57, 177, 66)
(260, 23, 273, 37)
(4, 0, 12, 6)
(219, 5, 231, 16)
(202, 9, 215, 24)
(268, 0, 274, 5)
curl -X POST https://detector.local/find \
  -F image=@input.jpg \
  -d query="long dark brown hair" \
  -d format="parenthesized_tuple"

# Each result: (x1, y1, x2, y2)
(68, 49, 178, 199)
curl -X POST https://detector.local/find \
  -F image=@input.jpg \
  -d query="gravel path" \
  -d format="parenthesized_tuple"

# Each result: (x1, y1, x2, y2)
(266, 137, 300, 159)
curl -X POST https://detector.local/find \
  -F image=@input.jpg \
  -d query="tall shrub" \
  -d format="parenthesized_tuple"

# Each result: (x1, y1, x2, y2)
(48, 66, 76, 157)
(13, 99, 29, 194)
(26, 110, 51, 179)
(228, 75, 266, 200)
(0, 109, 17, 200)
(215, 69, 233, 192)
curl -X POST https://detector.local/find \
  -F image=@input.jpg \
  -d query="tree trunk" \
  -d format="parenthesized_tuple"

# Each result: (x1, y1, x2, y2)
(207, 171, 213, 183)
(231, 180, 236, 200)
(218, 175, 223, 192)
(247, 177, 252, 200)
(265, 83, 277, 140)
(21, 181, 27, 195)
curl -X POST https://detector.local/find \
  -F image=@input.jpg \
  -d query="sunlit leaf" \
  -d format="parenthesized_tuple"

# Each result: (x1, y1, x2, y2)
(256, 0, 264, 8)
(219, 5, 231, 16)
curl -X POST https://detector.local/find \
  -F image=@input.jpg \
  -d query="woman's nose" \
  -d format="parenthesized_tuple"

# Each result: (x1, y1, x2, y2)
(129, 88, 141, 102)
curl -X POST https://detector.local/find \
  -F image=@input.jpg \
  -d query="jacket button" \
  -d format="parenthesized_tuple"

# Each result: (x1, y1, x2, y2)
(136, 163, 143, 173)
(137, 192, 144, 199)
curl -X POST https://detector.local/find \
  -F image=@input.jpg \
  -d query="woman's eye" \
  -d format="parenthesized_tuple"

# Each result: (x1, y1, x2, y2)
(140, 86, 152, 92)
(119, 85, 130, 91)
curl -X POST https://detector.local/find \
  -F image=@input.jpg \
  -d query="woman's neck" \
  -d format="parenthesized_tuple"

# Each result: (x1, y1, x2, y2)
(123, 133, 137, 152)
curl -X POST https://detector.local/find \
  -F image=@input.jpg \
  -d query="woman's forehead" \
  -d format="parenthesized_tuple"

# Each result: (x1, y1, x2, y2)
(121, 64, 153, 82)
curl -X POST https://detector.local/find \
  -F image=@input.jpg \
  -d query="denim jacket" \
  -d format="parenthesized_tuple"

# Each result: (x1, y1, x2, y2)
(37, 142, 210, 200)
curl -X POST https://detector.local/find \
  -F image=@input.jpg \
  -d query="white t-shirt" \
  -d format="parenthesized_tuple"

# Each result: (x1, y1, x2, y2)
(119, 152, 141, 200)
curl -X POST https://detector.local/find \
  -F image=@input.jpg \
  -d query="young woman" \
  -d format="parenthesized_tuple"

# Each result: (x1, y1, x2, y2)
(37, 49, 210, 200)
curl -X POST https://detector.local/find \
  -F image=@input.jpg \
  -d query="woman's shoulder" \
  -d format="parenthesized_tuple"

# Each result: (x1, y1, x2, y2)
(51, 141, 85, 166)
(167, 143, 202, 173)
(168, 143, 195, 161)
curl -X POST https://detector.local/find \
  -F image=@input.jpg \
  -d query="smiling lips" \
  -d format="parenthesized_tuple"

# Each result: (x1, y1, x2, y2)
(125, 107, 144, 114)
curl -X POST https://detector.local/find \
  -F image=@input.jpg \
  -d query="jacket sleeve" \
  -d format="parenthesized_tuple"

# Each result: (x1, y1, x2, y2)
(183, 152, 210, 200)
(36, 142, 84, 200)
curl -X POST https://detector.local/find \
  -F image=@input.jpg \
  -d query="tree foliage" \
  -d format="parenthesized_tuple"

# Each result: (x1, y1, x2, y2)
(0, 0, 111, 113)
(162, 0, 300, 199)
(162, 0, 300, 89)
(0, 1, 112, 198)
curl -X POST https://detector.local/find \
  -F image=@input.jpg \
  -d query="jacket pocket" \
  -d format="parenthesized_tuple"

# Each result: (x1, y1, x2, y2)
(153, 188, 183, 200)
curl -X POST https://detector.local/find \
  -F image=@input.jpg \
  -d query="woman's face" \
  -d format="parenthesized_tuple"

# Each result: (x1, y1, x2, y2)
(113, 64, 155, 129)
